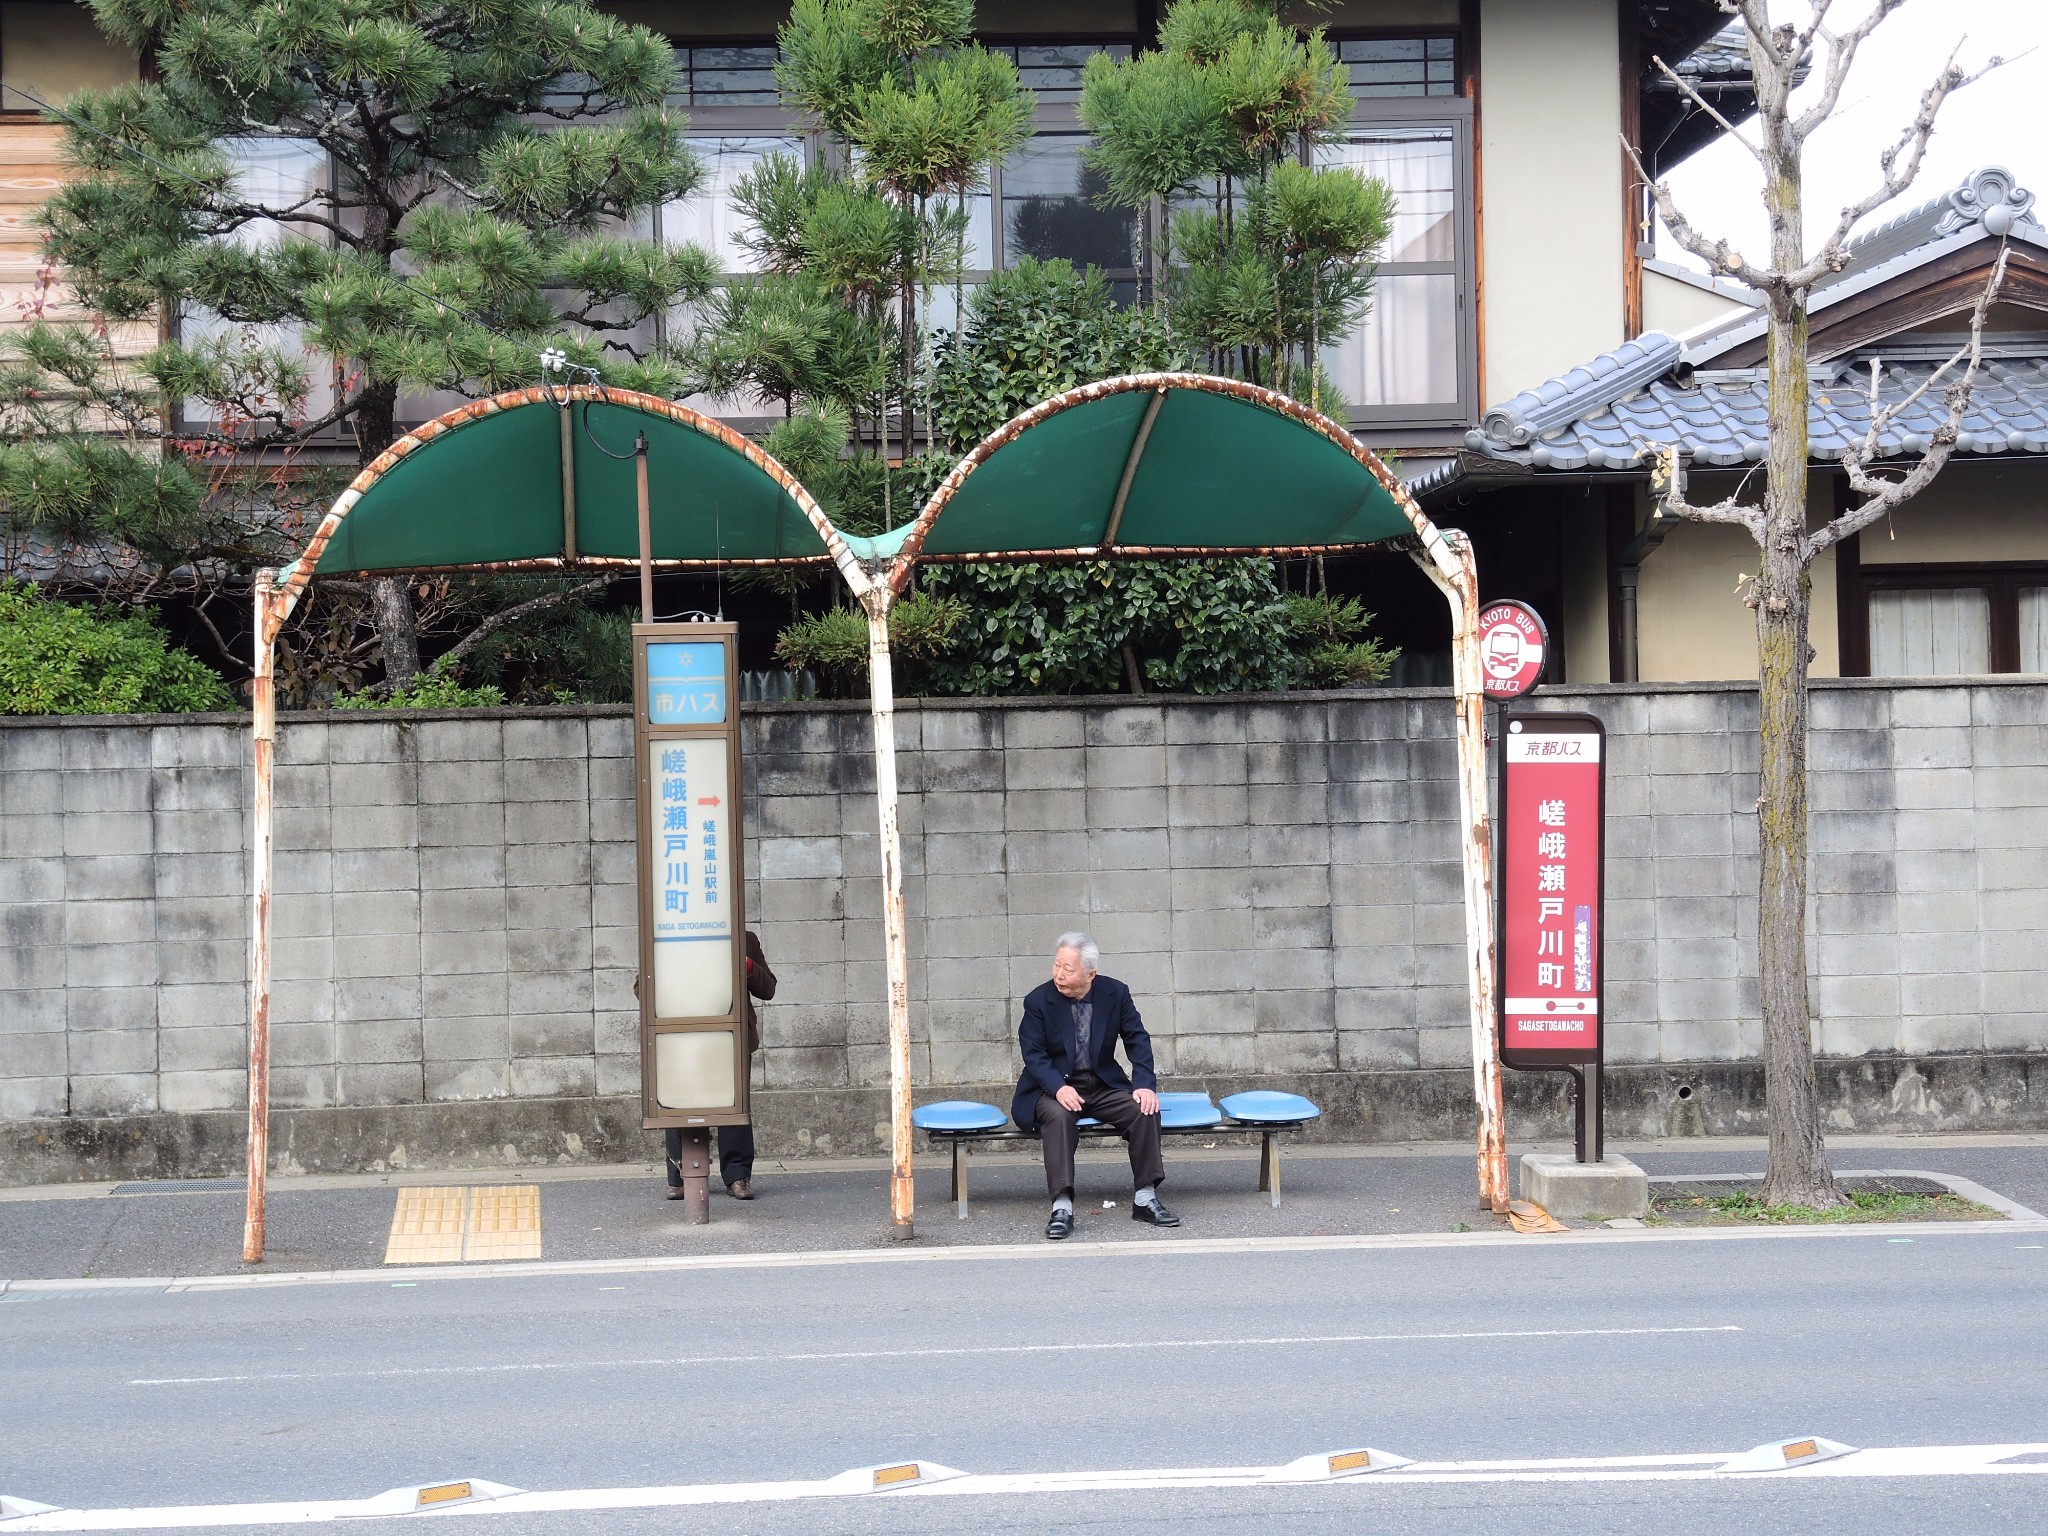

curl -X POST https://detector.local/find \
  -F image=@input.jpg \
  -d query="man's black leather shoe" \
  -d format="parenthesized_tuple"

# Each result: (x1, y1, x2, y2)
(1046, 1209, 1075, 1241)
(1131, 1199, 1180, 1228)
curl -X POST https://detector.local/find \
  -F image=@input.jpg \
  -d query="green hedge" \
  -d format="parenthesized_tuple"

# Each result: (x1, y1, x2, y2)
(0, 580, 235, 715)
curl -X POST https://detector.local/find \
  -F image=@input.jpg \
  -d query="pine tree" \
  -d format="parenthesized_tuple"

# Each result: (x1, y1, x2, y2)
(17, 0, 713, 683)
(773, 0, 1030, 477)
(1081, 0, 1389, 403)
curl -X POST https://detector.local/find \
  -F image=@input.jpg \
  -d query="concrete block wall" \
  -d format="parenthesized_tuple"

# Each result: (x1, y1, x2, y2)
(2, 682, 2045, 1134)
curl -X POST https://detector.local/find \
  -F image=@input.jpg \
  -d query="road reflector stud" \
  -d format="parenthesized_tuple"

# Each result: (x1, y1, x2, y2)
(362, 1478, 524, 1515)
(1268, 1447, 1414, 1482)
(1718, 1436, 1857, 1473)
(821, 1461, 969, 1495)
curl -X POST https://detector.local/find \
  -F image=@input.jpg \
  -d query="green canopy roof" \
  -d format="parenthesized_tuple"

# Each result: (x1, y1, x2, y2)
(900, 374, 1422, 566)
(284, 375, 1426, 599)
(303, 387, 837, 582)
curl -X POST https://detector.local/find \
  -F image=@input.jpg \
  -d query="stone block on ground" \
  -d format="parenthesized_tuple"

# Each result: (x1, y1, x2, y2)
(1519, 1152, 1648, 1219)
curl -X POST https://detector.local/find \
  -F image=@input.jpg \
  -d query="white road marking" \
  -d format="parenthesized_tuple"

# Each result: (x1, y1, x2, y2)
(127, 1324, 1741, 1386)
(10, 1443, 2048, 1530)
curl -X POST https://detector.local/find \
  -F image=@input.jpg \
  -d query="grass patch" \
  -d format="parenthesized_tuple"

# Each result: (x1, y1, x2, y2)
(1649, 1188, 2002, 1226)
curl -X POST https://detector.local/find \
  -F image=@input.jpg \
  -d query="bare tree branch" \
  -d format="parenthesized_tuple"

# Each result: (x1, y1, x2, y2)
(1644, 52, 1766, 162)
(436, 575, 613, 670)
(1790, 0, 1909, 144)
(1790, 44, 2003, 287)
(1809, 242, 2009, 557)
(1649, 445, 1767, 538)
(1624, 138, 1783, 292)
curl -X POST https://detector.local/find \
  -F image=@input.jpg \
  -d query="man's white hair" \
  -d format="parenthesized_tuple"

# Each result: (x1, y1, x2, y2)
(1054, 931, 1099, 971)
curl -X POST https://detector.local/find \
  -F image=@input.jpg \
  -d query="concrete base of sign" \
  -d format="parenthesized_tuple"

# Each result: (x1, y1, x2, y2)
(1519, 1152, 1649, 1220)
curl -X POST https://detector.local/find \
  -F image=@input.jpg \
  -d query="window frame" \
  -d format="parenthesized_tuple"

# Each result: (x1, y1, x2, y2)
(1316, 96, 1477, 431)
(1836, 531, 2048, 676)
(170, 132, 354, 447)
(651, 31, 1480, 434)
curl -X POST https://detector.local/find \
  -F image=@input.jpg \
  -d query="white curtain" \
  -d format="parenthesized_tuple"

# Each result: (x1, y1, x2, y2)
(1313, 128, 1458, 408)
(1868, 588, 1991, 675)
(664, 137, 805, 274)
(2021, 587, 2048, 674)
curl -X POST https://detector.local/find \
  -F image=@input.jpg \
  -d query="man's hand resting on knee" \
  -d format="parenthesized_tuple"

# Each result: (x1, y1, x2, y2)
(1133, 1088, 1158, 1116)
(1056, 1085, 1083, 1113)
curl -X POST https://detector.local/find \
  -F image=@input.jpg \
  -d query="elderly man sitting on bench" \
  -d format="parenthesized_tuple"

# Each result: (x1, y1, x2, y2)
(1012, 931, 1180, 1241)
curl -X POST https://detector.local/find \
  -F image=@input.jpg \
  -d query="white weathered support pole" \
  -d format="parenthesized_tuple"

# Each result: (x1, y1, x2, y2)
(862, 586, 916, 1239)
(243, 569, 281, 1263)
(1410, 530, 1509, 1213)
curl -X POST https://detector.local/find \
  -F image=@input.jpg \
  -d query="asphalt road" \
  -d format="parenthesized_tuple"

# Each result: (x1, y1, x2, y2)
(3, 1216, 2045, 1534)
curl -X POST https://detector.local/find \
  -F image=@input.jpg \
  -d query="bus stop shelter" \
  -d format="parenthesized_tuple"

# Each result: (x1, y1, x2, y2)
(241, 374, 1506, 1259)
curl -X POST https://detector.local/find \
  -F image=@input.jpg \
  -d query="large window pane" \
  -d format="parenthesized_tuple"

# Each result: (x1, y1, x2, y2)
(667, 136, 805, 274)
(1316, 127, 1455, 263)
(987, 42, 1132, 102)
(184, 138, 335, 426)
(1322, 271, 1457, 408)
(1869, 588, 1992, 675)
(1002, 134, 1137, 274)
(2021, 587, 2048, 673)
(943, 186, 995, 273)
(669, 45, 781, 106)
(1337, 37, 1457, 98)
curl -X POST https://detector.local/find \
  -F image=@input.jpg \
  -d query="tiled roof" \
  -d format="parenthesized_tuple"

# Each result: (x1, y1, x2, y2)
(1441, 167, 2048, 483)
(1464, 352, 2048, 474)
(1683, 167, 2045, 364)
(1669, 22, 1757, 82)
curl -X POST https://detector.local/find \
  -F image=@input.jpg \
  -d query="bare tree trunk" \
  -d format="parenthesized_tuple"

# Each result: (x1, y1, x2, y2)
(1754, 122, 1842, 1210)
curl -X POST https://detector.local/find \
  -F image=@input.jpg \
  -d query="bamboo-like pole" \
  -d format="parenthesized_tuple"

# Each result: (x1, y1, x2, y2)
(863, 586, 915, 1239)
(242, 569, 280, 1263)
(1409, 529, 1509, 1213)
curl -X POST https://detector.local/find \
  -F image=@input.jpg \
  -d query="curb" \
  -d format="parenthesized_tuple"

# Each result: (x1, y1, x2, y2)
(5, 1205, 2047, 1298)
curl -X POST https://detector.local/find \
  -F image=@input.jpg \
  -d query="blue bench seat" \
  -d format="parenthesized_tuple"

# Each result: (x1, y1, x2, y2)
(914, 1090, 1317, 1218)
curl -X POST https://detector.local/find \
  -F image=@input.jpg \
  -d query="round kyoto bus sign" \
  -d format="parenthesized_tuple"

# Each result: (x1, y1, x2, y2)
(1477, 600, 1548, 700)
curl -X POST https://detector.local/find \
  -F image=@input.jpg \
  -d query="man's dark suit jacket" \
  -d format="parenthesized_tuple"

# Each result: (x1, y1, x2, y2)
(1010, 975, 1157, 1131)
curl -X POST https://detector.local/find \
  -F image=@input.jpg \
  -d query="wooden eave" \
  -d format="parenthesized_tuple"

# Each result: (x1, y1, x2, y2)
(1708, 241, 2048, 368)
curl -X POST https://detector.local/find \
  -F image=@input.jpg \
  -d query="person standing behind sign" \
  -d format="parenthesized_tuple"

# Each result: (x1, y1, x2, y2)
(666, 929, 776, 1201)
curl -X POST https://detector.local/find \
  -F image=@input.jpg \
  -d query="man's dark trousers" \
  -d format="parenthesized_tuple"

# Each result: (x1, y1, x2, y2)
(1035, 1070, 1164, 1200)
(665, 1125, 753, 1189)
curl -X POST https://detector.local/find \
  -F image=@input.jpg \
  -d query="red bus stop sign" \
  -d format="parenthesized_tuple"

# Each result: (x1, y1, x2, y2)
(1477, 600, 1548, 699)
(1498, 713, 1604, 1068)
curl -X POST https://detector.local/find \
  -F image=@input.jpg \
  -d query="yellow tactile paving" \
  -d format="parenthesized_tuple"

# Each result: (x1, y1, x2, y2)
(382, 1185, 542, 1264)
(464, 1185, 543, 1261)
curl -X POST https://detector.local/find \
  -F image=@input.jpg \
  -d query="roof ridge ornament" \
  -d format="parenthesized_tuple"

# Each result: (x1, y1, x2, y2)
(1469, 333, 1683, 450)
(1937, 166, 2036, 238)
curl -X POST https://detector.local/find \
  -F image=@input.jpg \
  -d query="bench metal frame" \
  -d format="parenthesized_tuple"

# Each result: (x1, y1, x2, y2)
(924, 1122, 1302, 1219)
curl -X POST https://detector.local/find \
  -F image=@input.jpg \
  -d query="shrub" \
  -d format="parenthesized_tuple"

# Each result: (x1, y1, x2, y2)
(333, 658, 506, 710)
(773, 591, 967, 694)
(1281, 592, 1397, 687)
(0, 579, 235, 715)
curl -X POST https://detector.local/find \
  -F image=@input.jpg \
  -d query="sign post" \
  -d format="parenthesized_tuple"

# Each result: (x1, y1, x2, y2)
(633, 623, 747, 1224)
(1497, 713, 1606, 1162)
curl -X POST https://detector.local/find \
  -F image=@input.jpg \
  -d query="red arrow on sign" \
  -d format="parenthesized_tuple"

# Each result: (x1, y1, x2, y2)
(697, 796, 721, 806)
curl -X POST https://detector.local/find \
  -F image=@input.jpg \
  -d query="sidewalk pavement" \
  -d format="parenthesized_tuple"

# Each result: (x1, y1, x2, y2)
(3, 1134, 2045, 1285)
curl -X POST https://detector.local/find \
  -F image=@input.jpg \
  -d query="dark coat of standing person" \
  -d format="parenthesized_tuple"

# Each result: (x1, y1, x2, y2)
(666, 929, 775, 1201)
(1012, 931, 1179, 1240)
